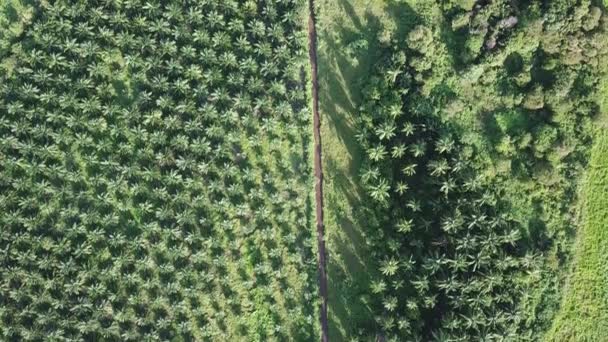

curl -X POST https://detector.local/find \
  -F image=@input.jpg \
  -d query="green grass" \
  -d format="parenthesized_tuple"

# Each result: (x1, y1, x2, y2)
(316, 0, 412, 339)
(545, 131, 608, 341)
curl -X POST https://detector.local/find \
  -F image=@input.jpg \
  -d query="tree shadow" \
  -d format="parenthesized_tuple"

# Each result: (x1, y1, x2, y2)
(319, 0, 419, 169)
(317, 0, 419, 340)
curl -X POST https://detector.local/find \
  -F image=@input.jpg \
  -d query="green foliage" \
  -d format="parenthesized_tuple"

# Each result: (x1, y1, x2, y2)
(0, 0, 34, 70)
(0, 0, 317, 340)
(349, 0, 608, 340)
(315, 0, 401, 339)
(357, 47, 540, 341)
(2, 0, 608, 340)
(495, 109, 529, 135)
(0, 0, 32, 39)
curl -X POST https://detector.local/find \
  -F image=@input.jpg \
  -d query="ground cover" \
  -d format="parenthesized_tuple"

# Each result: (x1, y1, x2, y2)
(546, 117, 608, 342)
(316, 0, 397, 339)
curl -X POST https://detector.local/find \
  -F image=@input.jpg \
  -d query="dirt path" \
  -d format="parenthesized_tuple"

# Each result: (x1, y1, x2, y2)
(307, 0, 328, 341)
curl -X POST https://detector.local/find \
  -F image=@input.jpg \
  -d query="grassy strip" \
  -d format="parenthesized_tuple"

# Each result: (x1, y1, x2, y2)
(546, 131, 608, 341)
(316, 0, 383, 340)
(317, 0, 419, 339)
(316, 0, 412, 339)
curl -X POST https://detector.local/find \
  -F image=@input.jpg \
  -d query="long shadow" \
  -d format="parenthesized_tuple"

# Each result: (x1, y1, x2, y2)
(317, 0, 419, 340)
(318, 3, 381, 340)
(319, 0, 419, 168)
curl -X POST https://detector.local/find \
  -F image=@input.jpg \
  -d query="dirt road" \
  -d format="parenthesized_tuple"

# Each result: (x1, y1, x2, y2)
(307, 0, 328, 341)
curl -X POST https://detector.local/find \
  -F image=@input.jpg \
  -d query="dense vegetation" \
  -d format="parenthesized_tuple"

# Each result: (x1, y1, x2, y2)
(351, 0, 608, 340)
(0, 1, 317, 341)
(0, 0, 30, 47)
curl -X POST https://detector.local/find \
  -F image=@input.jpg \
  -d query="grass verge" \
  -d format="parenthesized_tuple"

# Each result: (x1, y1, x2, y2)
(316, 0, 382, 340)
(546, 131, 608, 341)
(316, 0, 411, 339)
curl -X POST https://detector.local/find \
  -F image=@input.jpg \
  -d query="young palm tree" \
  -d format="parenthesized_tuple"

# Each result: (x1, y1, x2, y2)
(402, 163, 417, 176)
(406, 199, 421, 213)
(383, 296, 398, 312)
(410, 141, 426, 158)
(368, 145, 388, 162)
(428, 159, 450, 177)
(371, 280, 387, 294)
(386, 69, 402, 84)
(376, 123, 396, 141)
(369, 178, 391, 203)
(391, 144, 406, 159)
(395, 182, 409, 195)
(441, 178, 457, 196)
(401, 122, 415, 136)
(380, 258, 400, 277)
(396, 219, 413, 234)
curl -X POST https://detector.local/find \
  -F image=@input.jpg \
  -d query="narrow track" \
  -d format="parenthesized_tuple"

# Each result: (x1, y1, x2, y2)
(307, 0, 328, 341)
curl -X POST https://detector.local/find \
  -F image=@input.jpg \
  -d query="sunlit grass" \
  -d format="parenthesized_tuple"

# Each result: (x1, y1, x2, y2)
(546, 132, 608, 341)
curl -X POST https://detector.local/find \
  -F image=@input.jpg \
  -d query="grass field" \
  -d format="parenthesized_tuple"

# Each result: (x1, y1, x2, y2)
(546, 131, 608, 341)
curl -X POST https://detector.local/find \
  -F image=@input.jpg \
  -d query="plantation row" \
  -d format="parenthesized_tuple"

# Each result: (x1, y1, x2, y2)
(0, 0, 317, 341)
(353, 0, 608, 340)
